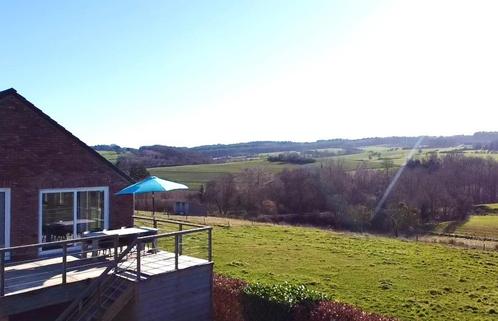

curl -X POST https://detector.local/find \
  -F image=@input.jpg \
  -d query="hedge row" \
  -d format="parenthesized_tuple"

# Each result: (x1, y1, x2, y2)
(213, 275, 397, 321)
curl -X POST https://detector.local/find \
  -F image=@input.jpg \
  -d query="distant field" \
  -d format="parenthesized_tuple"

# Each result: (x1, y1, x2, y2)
(148, 158, 300, 189)
(463, 150, 498, 161)
(140, 216, 498, 321)
(148, 146, 482, 188)
(435, 216, 498, 240)
(97, 151, 120, 164)
(97, 146, 498, 188)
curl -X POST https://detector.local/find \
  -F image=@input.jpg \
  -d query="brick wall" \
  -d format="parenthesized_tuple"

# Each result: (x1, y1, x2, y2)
(0, 92, 133, 247)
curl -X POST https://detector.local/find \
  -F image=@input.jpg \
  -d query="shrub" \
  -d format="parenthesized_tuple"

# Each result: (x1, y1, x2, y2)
(242, 282, 327, 321)
(307, 301, 398, 321)
(213, 275, 398, 321)
(213, 275, 246, 321)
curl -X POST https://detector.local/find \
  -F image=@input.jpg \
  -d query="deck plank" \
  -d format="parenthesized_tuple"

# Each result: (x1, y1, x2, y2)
(2, 251, 208, 296)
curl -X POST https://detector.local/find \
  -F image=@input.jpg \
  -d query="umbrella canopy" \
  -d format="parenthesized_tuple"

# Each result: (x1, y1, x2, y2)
(116, 176, 188, 227)
(116, 176, 188, 195)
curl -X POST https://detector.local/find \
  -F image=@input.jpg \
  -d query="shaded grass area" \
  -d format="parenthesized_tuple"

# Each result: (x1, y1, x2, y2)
(212, 225, 498, 321)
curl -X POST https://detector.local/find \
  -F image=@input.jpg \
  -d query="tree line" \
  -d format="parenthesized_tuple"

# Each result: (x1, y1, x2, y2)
(267, 152, 316, 164)
(202, 154, 498, 235)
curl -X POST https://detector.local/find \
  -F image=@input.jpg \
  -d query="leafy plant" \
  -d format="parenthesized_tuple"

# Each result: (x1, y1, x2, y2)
(213, 275, 398, 321)
(242, 282, 327, 321)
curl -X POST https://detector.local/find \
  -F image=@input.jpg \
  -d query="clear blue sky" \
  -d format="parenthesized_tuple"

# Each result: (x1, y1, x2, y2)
(1, 1, 497, 147)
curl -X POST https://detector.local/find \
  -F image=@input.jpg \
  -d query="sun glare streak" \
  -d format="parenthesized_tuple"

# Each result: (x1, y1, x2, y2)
(374, 136, 425, 216)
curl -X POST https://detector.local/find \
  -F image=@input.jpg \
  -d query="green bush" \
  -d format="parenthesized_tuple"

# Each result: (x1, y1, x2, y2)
(242, 282, 327, 321)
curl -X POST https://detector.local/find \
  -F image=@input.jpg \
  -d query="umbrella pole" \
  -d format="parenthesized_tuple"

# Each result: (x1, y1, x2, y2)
(152, 192, 157, 228)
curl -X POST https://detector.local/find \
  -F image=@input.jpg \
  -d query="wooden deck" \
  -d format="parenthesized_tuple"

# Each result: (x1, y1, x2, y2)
(0, 221, 213, 319)
(3, 250, 208, 296)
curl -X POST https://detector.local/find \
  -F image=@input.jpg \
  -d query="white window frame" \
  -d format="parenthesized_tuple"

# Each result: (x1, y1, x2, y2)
(0, 188, 11, 250)
(38, 186, 109, 254)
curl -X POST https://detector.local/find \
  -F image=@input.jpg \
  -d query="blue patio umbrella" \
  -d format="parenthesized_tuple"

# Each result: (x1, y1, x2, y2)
(116, 176, 188, 225)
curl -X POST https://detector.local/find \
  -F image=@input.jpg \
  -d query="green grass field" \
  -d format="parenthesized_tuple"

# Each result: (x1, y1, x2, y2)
(463, 150, 498, 161)
(139, 216, 498, 321)
(435, 216, 498, 240)
(148, 158, 301, 189)
(98, 146, 498, 188)
(147, 147, 405, 188)
(97, 151, 120, 164)
(147, 147, 483, 188)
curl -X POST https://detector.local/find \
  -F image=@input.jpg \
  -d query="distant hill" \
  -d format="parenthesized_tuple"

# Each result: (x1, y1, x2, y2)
(94, 131, 498, 165)
(94, 144, 211, 168)
(189, 132, 498, 157)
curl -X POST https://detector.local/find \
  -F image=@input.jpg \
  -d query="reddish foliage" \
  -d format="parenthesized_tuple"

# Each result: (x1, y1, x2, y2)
(213, 275, 398, 321)
(306, 301, 398, 321)
(213, 275, 247, 321)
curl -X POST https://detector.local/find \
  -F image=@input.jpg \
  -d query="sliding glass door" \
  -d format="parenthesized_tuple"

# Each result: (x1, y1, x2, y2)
(40, 187, 108, 252)
(76, 191, 105, 235)
(41, 192, 74, 242)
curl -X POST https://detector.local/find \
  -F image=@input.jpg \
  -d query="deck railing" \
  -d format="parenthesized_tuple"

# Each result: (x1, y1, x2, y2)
(55, 225, 213, 321)
(135, 226, 212, 280)
(0, 219, 212, 297)
(0, 234, 123, 296)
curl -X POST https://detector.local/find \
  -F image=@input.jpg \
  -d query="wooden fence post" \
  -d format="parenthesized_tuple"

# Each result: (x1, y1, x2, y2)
(179, 224, 183, 256)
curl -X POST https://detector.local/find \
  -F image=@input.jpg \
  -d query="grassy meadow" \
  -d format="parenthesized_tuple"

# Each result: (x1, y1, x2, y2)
(97, 150, 120, 164)
(97, 146, 498, 188)
(147, 147, 497, 188)
(435, 216, 498, 239)
(434, 204, 498, 239)
(137, 215, 498, 321)
(148, 158, 300, 189)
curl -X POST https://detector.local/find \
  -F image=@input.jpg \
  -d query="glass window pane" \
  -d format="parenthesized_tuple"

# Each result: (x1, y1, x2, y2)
(77, 191, 104, 236)
(42, 192, 74, 246)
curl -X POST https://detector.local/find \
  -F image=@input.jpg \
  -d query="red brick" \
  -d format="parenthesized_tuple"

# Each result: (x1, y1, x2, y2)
(0, 90, 133, 247)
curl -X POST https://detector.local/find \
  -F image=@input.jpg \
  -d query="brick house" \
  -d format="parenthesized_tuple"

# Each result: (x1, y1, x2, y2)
(0, 88, 133, 254)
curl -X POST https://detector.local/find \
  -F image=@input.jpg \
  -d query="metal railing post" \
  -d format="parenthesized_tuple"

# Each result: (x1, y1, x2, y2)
(136, 241, 141, 282)
(114, 235, 119, 264)
(0, 250, 4, 296)
(62, 243, 67, 284)
(179, 223, 183, 256)
(175, 235, 179, 270)
(208, 228, 212, 262)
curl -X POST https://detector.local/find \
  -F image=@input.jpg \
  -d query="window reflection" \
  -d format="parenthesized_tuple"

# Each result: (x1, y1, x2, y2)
(41, 189, 106, 251)
(42, 192, 74, 243)
(77, 191, 104, 236)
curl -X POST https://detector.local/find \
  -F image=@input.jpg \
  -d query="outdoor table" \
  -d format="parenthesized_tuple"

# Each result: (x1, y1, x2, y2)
(82, 227, 158, 257)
